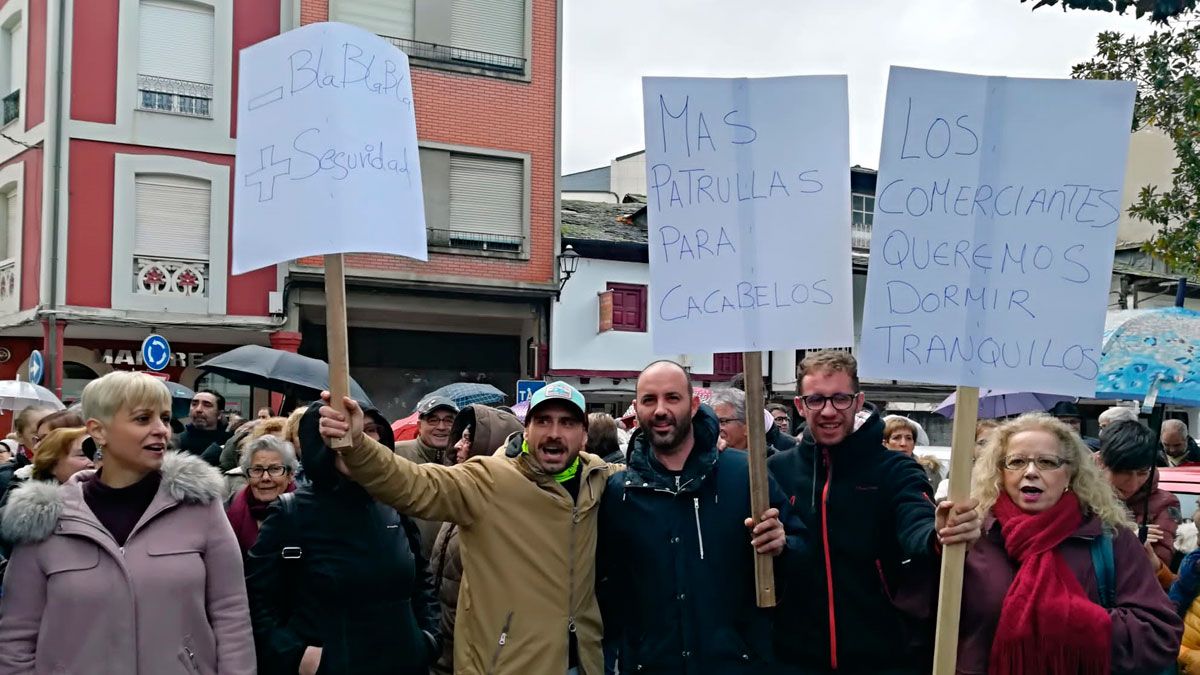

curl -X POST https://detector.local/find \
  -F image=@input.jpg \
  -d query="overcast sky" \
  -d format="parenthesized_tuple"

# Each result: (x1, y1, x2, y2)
(561, 0, 1154, 174)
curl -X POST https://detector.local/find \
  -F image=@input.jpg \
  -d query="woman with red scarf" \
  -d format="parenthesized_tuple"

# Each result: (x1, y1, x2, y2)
(226, 435, 297, 554)
(958, 413, 1181, 675)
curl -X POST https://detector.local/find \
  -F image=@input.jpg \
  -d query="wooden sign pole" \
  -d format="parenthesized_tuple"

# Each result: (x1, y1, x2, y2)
(931, 384, 980, 675)
(324, 253, 353, 449)
(741, 351, 776, 607)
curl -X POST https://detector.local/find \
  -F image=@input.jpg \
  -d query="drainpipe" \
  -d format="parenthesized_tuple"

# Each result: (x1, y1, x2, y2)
(1176, 277, 1187, 308)
(44, 0, 67, 395)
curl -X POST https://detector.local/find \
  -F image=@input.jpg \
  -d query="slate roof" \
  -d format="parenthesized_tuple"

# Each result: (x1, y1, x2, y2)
(561, 199, 647, 244)
(561, 166, 611, 192)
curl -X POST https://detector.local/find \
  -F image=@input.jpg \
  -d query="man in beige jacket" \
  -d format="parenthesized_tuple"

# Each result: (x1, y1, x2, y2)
(319, 382, 618, 674)
(394, 394, 459, 557)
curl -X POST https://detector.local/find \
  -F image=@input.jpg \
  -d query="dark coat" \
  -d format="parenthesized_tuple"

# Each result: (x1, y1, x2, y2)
(245, 404, 439, 675)
(957, 514, 1182, 675)
(177, 424, 232, 457)
(766, 410, 939, 672)
(599, 405, 807, 674)
(1159, 435, 1200, 467)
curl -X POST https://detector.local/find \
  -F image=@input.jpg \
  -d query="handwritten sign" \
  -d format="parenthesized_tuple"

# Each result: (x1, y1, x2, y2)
(642, 76, 854, 355)
(858, 67, 1136, 397)
(232, 22, 426, 274)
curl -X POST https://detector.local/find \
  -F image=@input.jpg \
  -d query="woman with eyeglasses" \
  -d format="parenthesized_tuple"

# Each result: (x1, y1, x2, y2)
(957, 413, 1180, 675)
(226, 435, 298, 555)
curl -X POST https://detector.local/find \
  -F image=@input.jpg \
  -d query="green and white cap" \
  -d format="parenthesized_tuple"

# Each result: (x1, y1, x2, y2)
(528, 381, 587, 420)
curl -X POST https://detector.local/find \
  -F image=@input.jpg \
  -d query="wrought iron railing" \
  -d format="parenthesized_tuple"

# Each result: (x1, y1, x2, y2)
(427, 228, 524, 253)
(2, 90, 18, 126)
(136, 75, 213, 118)
(383, 36, 526, 75)
(133, 256, 209, 298)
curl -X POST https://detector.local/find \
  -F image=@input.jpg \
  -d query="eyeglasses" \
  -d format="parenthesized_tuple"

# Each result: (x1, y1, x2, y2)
(1002, 455, 1070, 472)
(718, 417, 745, 426)
(248, 465, 288, 478)
(799, 393, 858, 411)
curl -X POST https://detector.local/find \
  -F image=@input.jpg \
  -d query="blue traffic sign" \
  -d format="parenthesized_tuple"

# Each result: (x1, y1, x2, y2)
(28, 350, 43, 385)
(516, 379, 546, 404)
(141, 335, 172, 372)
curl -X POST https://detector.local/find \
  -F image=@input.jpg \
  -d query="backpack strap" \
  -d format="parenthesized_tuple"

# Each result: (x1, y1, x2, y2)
(1091, 525, 1117, 609)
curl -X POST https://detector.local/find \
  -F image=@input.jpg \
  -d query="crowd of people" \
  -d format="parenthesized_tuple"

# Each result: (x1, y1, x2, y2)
(0, 352, 1195, 673)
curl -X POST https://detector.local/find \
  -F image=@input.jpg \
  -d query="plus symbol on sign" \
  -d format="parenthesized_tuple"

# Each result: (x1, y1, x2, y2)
(245, 145, 291, 202)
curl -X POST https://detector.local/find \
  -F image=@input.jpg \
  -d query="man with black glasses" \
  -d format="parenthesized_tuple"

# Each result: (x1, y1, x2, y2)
(767, 351, 981, 675)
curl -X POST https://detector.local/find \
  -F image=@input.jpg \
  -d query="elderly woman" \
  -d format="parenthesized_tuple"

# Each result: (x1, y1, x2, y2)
(0, 371, 255, 674)
(958, 413, 1181, 675)
(882, 416, 919, 456)
(11, 405, 54, 461)
(226, 435, 298, 555)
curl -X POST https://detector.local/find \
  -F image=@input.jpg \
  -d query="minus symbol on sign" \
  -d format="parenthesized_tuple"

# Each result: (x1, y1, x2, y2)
(248, 86, 284, 111)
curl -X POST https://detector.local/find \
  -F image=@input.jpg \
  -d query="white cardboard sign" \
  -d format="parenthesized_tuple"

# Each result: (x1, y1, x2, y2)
(858, 67, 1136, 396)
(232, 22, 427, 274)
(642, 76, 854, 355)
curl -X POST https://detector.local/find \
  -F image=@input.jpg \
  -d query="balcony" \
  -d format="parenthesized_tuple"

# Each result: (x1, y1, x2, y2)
(0, 258, 16, 314)
(1, 89, 18, 126)
(852, 220, 872, 250)
(137, 75, 213, 118)
(134, 256, 209, 298)
(427, 228, 524, 254)
(383, 36, 526, 76)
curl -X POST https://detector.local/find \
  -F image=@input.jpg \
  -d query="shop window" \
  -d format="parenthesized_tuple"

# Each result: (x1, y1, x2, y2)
(61, 361, 100, 406)
(193, 372, 253, 422)
(713, 353, 744, 377)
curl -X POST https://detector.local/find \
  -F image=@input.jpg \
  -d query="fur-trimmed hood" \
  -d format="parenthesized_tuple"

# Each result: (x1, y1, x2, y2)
(0, 451, 224, 545)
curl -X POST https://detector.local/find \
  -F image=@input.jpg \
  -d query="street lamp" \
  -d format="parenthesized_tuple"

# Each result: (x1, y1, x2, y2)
(556, 245, 580, 300)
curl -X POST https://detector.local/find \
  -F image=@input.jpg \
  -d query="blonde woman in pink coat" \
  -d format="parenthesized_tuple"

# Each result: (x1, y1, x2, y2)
(0, 371, 255, 674)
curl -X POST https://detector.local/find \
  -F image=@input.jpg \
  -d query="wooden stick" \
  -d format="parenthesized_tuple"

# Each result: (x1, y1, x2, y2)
(931, 385, 980, 675)
(741, 351, 776, 608)
(324, 253, 353, 449)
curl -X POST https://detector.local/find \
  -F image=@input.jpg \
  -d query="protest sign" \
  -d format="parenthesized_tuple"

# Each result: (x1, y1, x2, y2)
(858, 67, 1136, 398)
(232, 21, 426, 275)
(642, 76, 854, 356)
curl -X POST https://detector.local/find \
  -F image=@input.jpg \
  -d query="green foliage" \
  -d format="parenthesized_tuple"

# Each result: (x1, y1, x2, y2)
(1073, 18, 1200, 274)
(1022, 0, 1196, 23)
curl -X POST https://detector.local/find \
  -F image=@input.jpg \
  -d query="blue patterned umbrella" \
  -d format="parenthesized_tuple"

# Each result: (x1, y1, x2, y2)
(427, 382, 507, 408)
(1094, 307, 1200, 406)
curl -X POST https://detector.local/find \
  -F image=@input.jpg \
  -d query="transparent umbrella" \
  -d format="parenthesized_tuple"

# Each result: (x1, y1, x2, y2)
(1095, 307, 1200, 406)
(0, 380, 65, 413)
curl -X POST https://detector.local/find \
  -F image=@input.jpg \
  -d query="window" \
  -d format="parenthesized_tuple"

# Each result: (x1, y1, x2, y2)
(0, 16, 21, 126)
(851, 193, 874, 249)
(607, 283, 646, 332)
(0, 190, 13, 261)
(332, 0, 414, 40)
(137, 0, 214, 118)
(451, 0, 524, 59)
(133, 174, 211, 298)
(713, 353, 744, 376)
(435, 153, 524, 253)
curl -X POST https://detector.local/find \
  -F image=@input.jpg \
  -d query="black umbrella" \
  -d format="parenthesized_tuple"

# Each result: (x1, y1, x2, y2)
(199, 345, 375, 408)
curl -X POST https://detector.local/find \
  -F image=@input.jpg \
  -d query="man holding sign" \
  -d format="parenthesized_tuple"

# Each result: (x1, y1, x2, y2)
(768, 351, 982, 674)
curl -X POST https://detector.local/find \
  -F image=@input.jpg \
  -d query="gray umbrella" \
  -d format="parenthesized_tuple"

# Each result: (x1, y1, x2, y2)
(199, 345, 374, 408)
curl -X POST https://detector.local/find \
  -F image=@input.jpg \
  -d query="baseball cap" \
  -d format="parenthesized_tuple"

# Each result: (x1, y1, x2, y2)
(527, 381, 587, 421)
(415, 395, 460, 418)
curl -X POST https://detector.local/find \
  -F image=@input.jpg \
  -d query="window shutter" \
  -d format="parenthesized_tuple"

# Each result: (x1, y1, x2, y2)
(139, 0, 214, 84)
(449, 154, 523, 240)
(451, 0, 524, 57)
(7, 23, 19, 94)
(0, 192, 13, 260)
(332, 0, 414, 40)
(135, 175, 211, 261)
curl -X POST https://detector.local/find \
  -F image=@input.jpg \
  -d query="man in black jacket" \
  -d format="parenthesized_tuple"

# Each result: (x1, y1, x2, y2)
(176, 390, 233, 458)
(767, 351, 980, 675)
(598, 360, 799, 674)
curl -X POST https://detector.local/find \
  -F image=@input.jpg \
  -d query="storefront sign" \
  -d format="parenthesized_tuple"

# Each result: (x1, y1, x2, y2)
(99, 349, 209, 369)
